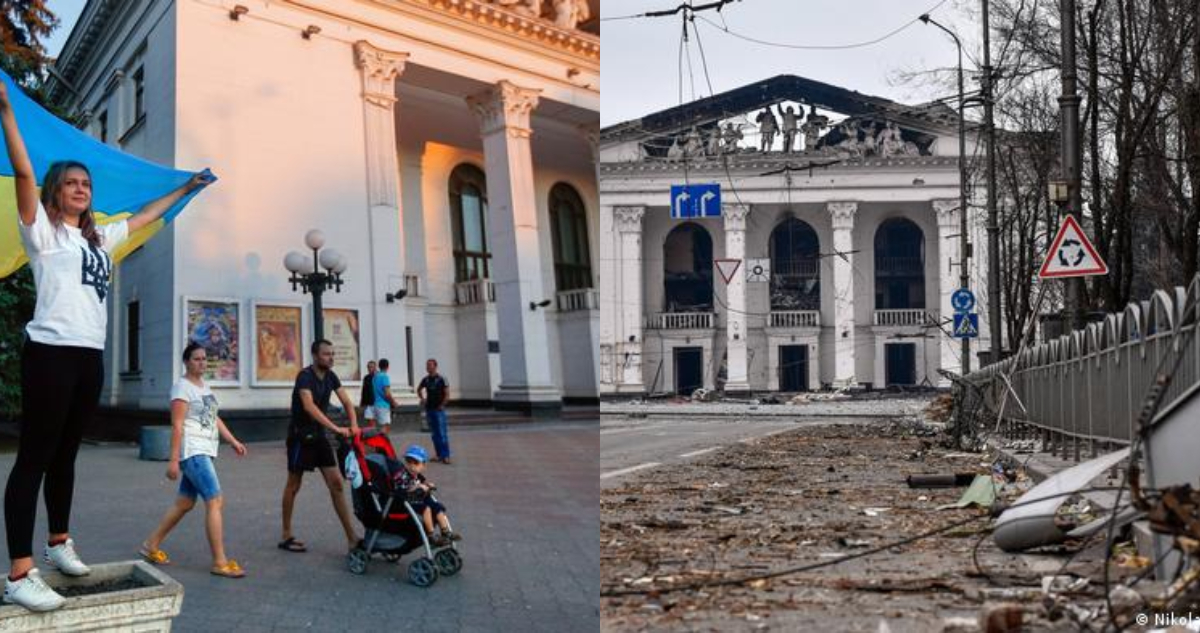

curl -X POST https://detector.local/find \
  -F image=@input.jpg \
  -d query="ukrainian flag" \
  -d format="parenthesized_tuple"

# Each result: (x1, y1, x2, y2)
(0, 69, 213, 278)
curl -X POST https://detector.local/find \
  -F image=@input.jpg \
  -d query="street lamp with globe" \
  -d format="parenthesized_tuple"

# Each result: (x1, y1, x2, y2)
(283, 229, 347, 342)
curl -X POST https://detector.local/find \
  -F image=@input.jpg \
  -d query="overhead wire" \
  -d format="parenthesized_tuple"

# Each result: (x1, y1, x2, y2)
(691, 0, 950, 51)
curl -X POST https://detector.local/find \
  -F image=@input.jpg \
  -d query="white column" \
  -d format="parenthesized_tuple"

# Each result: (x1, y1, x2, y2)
(723, 203, 751, 393)
(353, 41, 418, 407)
(829, 202, 857, 387)
(614, 206, 645, 392)
(466, 81, 562, 412)
(933, 199, 962, 378)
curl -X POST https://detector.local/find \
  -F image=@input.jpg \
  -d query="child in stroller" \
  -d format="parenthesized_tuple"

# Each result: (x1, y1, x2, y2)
(392, 445, 463, 546)
(338, 429, 462, 587)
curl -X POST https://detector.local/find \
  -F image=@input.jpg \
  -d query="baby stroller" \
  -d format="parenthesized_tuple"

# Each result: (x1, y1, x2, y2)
(338, 429, 463, 587)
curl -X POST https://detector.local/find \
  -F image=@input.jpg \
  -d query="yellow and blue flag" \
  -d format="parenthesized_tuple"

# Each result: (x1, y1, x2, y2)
(0, 69, 214, 278)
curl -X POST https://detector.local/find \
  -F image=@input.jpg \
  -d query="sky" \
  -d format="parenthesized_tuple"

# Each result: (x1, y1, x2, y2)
(600, 0, 982, 127)
(44, 0, 89, 58)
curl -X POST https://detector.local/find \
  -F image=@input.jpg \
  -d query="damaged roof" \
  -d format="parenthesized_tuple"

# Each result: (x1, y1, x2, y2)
(602, 74, 959, 145)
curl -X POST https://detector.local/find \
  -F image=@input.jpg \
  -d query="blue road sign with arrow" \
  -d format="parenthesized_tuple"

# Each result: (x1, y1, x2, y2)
(951, 288, 976, 313)
(953, 313, 979, 339)
(670, 183, 721, 219)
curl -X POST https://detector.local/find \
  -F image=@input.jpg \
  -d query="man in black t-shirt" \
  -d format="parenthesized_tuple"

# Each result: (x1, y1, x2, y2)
(417, 358, 452, 464)
(278, 339, 360, 554)
(359, 360, 376, 426)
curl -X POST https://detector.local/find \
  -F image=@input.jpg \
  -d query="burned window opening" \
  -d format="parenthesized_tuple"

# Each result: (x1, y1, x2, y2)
(875, 218, 926, 310)
(769, 217, 820, 311)
(663, 223, 714, 312)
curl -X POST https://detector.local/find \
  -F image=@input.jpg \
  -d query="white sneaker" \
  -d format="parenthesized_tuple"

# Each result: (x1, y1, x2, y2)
(44, 539, 90, 577)
(3, 569, 66, 612)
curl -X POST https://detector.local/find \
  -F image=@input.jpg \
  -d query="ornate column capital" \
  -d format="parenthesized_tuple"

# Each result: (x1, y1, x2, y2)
(614, 206, 645, 233)
(466, 80, 542, 139)
(577, 123, 599, 164)
(722, 203, 750, 232)
(353, 41, 409, 109)
(932, 199, 961, 229)
(828, 201, 858, 230)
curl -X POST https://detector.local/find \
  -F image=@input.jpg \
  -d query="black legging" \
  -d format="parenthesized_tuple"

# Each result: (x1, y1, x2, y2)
(4, 339, 102, 560)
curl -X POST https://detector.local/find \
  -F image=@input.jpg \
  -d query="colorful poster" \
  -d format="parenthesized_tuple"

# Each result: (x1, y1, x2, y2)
(323, 308, 361, 382)
(254, 305, 304, 384)
(184, 299, 239, 383)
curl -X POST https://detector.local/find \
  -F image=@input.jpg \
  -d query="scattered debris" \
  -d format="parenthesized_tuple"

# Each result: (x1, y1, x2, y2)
(1040, 575, 1088, 596)
(937, 475, 997, 510)
(978, 603, 1023, 633)
(837, 537, 871, 549)
(993, 449, 1129, 552)
(907, 473, 978, 488)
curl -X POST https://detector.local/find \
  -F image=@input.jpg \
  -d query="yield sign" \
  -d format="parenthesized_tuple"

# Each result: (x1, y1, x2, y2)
(1038, 215, 1108, 279)
(714, 259, 741, 284)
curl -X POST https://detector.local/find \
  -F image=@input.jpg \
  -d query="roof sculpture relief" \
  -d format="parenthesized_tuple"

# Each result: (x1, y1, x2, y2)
(601, 74, 960, 165)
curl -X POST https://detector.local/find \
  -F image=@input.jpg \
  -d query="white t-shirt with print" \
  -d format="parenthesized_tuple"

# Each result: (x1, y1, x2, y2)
(170, 378, 221, 460)
(18, 201, 129, 350)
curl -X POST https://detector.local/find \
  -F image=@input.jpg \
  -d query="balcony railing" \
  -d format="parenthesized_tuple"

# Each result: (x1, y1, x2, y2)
(875, 256, 925, 276)
(556, 288, 598, 312)
(874, 309, 933, 327)
(769, 310, 820, 328)
(773, 259, 819, 277)
(645, 312, 715, 330)
(403, 273, 420, 298)
(454, 279, 495, 306)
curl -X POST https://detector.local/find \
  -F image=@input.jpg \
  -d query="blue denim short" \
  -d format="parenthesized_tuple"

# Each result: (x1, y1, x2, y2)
(178, 455, 222, 501)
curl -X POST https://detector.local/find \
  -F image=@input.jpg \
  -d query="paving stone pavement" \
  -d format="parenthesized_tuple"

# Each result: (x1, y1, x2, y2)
(0, 421, 599, 632)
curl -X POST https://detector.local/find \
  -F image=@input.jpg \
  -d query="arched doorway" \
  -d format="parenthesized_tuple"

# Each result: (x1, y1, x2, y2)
(663, 223, 713, 312)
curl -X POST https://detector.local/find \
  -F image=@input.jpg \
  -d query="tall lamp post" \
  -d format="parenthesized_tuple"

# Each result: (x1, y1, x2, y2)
(284, 229, 347, 342)
(920, 13, 971, 374)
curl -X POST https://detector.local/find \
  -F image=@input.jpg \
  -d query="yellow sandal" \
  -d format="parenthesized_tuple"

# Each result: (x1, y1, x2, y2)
(139, 544, 170, 565)
(211, 560, 246, 578)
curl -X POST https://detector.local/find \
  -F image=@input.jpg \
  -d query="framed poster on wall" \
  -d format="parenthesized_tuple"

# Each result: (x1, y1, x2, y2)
(322, 307, 361, 383)
(252, 303, 306, 386)
(182, 297, 241, 386)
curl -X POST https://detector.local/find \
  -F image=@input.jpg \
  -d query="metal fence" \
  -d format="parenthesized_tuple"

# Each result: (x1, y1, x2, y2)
(963, 276, 1200, 461)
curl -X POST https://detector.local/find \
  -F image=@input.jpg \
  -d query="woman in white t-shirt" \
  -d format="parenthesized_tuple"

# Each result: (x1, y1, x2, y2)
(0, 80, 214, 611)
(140, 342, 248, 578)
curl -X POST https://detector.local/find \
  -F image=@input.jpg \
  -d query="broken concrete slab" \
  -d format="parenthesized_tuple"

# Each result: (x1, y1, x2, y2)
(993, 448, 1128, 552)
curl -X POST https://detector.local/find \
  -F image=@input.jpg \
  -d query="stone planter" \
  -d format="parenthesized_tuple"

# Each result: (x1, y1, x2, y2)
(0, 561, 183, 632)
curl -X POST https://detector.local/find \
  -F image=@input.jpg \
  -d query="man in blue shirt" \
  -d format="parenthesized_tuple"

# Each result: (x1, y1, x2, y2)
(371, 358, 400, 432)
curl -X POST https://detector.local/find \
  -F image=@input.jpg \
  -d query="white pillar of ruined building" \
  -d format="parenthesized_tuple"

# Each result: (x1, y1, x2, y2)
(829, 201, 858, 388)
(723, 202, 751, 393)
(353, 41, 417, 407)
(933, 198, 963, 379)
(614, 206, 646, 393)
(466, 80, 562, 413)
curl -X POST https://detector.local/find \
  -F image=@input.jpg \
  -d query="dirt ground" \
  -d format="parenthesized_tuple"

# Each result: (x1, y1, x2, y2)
(600, 420, 1163, 632)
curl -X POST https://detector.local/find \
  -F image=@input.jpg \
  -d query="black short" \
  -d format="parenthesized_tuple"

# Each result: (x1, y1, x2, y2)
(286, 435, 336, 473)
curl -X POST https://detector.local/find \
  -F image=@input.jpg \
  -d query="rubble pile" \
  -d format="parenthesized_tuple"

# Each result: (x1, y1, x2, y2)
(601, 423, 1189, 631)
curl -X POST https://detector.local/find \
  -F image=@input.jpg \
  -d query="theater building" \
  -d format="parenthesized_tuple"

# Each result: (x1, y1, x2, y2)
(599, 75, 992, 396)
(48, 0, 601, 419)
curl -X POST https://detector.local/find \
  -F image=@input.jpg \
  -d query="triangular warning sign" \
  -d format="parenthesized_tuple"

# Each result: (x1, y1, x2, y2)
(1039, 215, 1108, 279)
(714, 259, 741, 285)
(954, 315, 978, 337)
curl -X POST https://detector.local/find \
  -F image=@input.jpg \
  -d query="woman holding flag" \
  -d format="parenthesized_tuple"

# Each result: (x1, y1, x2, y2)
(0, 78, 213, 611)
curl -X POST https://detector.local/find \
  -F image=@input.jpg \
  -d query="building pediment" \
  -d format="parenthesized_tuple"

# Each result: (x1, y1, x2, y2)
(602, 74, 960, 163)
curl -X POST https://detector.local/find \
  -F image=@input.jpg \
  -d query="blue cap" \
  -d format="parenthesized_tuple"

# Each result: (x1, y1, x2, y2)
(403, 445, 428, 463)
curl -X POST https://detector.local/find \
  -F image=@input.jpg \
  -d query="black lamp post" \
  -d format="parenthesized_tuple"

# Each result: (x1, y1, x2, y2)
(920, 13, 971, 374)
(284, 229, 347, 342)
